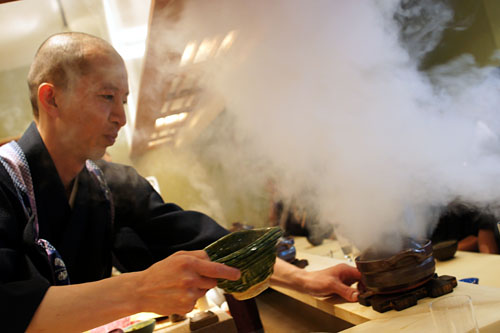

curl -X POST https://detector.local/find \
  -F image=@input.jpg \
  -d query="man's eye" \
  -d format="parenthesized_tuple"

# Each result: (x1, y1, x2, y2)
(102, 95, 114, 101)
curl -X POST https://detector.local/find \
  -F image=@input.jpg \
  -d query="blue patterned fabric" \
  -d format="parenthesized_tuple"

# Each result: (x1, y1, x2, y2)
(0, 142, 115, 286)
(0, 141, 37, 229)
(0, 141, 71, 284)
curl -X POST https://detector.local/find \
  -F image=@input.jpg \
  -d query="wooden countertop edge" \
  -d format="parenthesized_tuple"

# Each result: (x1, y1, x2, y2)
(273, 247, 500, 330)
(270, 285, 370, 326)
(271, 283, 500, 332)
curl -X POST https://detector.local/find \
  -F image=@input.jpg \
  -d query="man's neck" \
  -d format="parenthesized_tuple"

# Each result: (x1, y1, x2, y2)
(51, 151, 85, 194)
(37, 123, 85, 192)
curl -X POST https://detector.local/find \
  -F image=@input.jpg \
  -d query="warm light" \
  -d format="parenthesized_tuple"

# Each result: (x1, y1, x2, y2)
(148, 137, 173, 148)
(180, 31, 237, 67)
(217, 30, 237, 56)
(180, 42, 197, 66)
(117, 42, 146, 60)
(114, 25, 148, 59)
(155, 112, 188, 128)
(159, 128, 176, 137)
(194, 38, 217, 63)
(150, 128, 175, 140)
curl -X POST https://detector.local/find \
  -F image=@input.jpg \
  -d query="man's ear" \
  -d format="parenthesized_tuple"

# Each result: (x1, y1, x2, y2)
(38, 83, 59, 118)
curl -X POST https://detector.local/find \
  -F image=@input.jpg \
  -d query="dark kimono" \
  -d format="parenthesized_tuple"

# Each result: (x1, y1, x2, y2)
(0, 123, 228, 332)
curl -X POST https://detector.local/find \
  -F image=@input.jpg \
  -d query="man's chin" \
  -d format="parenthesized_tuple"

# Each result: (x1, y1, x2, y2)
(88, 148, 108, 161)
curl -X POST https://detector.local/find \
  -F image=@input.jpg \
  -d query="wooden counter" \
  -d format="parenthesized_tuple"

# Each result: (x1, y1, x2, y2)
(269, 237, 500, 332)
(291, 236, 500, 288)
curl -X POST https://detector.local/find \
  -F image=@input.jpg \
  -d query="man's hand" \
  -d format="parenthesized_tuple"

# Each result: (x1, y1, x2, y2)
(271, 259, 361, 302)
(26, 250, 240, 332)
(134, 250, 240, 315)
(299, 264, 361, 301)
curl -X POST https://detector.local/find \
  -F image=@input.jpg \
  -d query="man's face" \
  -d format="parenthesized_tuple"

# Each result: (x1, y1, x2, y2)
(56, 50, 129, 161)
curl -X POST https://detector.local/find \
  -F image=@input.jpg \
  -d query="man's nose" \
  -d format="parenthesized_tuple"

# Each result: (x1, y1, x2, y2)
(110, 101, 127, 128)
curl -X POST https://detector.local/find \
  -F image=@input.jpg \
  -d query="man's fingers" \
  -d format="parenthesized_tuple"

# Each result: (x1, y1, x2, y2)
(196, 276, 219, 290)
(176, 250, 210, 260)
(195, 260, 241, 281)
(336, 283, 359, 302)
(176, 250, 241, 280)
(345, 266, 362, 280)
(187, 288, 210, 302)
(336, 264, 362, 284)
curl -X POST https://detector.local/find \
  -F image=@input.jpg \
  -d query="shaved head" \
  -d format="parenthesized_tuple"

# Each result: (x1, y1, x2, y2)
(27, 32, 123, 119)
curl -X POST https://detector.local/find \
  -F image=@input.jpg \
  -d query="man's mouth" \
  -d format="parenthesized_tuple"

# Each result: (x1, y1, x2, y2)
(104, 133, 117, 145)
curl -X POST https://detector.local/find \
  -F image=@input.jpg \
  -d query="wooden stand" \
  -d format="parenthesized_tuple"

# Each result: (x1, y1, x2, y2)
(358, 274, 457, 313)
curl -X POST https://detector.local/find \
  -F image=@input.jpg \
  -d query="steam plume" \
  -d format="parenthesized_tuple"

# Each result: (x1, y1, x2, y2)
(157, 0, 500, 250)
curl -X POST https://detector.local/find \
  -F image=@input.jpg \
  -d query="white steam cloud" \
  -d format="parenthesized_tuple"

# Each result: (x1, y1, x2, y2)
(159, 0, 500, 250)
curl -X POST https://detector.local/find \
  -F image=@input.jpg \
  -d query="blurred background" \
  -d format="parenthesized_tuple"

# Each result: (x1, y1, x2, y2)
(1, 0, 500, 245)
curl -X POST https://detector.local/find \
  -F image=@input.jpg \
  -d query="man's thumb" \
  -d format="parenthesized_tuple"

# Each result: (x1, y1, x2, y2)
(337, 284, 359, 302)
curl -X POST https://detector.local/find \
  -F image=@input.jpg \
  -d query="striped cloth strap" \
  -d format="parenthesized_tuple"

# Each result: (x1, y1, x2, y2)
(0, 141, 70, 284)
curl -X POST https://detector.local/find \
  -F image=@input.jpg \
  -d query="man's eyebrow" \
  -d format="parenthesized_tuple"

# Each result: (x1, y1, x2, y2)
(99, 84, 119, 91)
(98, 84, 128, 95)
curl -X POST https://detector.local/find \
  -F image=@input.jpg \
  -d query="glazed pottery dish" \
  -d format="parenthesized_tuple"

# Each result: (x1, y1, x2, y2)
(205, 226, 283, 300)
(123, 318, 156, 333)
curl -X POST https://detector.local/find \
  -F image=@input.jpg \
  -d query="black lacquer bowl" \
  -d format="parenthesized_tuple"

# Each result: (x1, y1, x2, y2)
(204, 226, 283, 300)
(432, 239, 458, 261)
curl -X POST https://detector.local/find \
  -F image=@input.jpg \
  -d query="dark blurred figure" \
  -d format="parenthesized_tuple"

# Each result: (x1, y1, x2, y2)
(431, 200, 499, 254)
(266, 179, 333, 246)
(268, 190, 332, 246)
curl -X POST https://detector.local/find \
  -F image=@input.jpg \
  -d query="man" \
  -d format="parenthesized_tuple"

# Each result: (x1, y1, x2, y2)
(0, 32, 361, 332)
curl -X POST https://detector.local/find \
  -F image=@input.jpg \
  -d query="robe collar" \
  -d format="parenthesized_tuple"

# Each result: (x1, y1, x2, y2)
(16, 123, 112, 282)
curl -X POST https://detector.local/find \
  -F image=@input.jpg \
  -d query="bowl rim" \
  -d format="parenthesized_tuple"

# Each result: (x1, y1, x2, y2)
(205, 226, 282, 264)
(432, 239, 458, 249)
(123, 318, 156, 332)
(355, 238, 432, 266)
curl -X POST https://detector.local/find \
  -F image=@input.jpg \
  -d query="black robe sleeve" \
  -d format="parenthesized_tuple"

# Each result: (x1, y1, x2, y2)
(98, 161, 229, 272)
(0, 169, 51, 332)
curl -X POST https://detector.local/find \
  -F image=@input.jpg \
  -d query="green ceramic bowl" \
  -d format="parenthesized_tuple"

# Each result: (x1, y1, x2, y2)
(205, 226, 283, 300)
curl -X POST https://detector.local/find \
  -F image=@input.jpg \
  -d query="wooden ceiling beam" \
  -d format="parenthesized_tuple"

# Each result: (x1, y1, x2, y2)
(130, 0, 184, 158)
